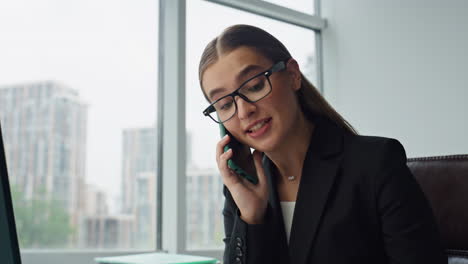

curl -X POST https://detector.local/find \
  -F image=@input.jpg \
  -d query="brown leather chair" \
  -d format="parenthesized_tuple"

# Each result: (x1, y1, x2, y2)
(408, 155, 468, 264)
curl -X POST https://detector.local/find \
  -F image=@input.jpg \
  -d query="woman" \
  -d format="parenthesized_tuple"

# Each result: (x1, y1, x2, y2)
(199, 24, 446, 264)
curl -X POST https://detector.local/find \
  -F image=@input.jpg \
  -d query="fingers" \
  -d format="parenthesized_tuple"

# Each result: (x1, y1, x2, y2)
(216, 134, 230, 164)
(216, 135, 241, 186)
(252, 150, 268, 189)
(219, 148, 232, 170)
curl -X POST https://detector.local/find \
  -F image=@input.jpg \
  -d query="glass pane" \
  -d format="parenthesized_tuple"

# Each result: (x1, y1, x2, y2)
(0, 0, 159, 251)
(262, 0, 315, 15)
(186, 0, 317, 250)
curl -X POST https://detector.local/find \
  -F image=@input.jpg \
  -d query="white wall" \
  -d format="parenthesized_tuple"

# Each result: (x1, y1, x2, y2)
(321, 0, 468, 157)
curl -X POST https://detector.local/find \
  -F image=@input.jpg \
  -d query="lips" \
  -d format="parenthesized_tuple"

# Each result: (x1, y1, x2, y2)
(246, 117, 272, 134)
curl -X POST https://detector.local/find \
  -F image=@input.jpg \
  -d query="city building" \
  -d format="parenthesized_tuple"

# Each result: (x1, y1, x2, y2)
(81, 214, 134, 249)
(186, 167, 224, 250)
(121, 127, 157, 247)
(135, 171, 156, 248)
(0, 80, 88, 245)
(83, 183, 109, 216)
(121, 127, 157, 215)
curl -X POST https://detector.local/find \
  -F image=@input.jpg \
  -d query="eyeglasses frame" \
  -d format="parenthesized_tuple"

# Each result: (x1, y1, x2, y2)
(202, 60, 287, 124)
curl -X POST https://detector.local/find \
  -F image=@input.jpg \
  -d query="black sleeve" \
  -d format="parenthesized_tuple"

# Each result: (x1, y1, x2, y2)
(374, 139, 447, 264)
(222, 186, 274, 264)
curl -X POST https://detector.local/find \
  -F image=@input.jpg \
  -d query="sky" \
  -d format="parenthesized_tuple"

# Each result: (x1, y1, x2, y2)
(0, 0, 317, 213)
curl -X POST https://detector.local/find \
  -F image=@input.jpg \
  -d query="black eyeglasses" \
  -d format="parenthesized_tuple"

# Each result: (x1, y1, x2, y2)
(202, 60, 287, 124)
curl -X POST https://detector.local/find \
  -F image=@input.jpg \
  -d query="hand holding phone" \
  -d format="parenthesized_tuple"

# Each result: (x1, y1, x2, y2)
(219, 123, 258, 184)
(217, 124, 269, 224)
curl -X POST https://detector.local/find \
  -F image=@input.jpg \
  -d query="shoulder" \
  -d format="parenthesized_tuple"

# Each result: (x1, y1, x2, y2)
(344, 134, 407, 163)
(339, 134, 409, 180)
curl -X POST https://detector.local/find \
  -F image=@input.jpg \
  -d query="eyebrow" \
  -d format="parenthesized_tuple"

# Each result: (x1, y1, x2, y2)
(208, 64, 264, 101)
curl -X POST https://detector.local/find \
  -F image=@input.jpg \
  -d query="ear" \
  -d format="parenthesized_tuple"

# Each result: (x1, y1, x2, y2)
(286, 58, 302, 91)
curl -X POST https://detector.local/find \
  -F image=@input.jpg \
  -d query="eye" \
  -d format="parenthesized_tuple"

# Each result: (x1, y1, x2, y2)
(247, 80, 265, 92)
(214, 97, 234, 112)
(220, 101, 234, 110)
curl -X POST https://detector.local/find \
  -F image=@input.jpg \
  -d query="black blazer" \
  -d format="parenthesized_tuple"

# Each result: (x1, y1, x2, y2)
(222, 117, 446, 264)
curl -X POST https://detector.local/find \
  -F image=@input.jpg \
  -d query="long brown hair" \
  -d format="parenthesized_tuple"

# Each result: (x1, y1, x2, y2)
(199, 24, 357, 135)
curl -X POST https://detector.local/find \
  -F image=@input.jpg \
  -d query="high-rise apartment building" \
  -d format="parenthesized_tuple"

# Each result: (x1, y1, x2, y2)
(121, 127, 157, 247)
(135, 171, 156, 248)
(186, 167, 224, 249)
(121, 127, 157, 214)
(0, 81, 88, 244)
(82, 214, 134, 249)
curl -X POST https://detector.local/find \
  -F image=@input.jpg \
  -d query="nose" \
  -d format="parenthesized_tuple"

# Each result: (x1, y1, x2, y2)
(235, 96, 256, 120)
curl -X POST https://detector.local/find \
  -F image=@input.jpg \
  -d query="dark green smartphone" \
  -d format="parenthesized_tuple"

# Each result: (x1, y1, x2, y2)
(219, 123, 258, 185)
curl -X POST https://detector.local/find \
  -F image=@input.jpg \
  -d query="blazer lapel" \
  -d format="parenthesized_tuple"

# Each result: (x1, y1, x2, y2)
(261, 118, 346, 264)
(262, 155, 290, 263)
(288, 118, 345, 264)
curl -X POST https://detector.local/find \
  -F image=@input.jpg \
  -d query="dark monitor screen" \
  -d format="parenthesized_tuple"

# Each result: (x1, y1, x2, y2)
(0, 123, 22, 264)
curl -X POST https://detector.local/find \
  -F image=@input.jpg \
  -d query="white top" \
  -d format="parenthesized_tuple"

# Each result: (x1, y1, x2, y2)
(280, 201, 296, 245)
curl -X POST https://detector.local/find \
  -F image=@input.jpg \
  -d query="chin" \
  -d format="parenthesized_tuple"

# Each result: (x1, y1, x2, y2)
(249, 137, 278, 153)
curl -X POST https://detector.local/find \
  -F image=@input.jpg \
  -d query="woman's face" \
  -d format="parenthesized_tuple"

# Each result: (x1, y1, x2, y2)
(202, 46, 302, 152)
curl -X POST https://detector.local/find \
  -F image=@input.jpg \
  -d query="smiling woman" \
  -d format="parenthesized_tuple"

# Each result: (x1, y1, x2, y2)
(184, 0, 318, 252)
(197, 24, 446, 264)
(199, 28, 354, 153)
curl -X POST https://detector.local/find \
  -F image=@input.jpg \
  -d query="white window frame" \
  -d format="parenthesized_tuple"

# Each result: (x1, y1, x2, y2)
(19, 0, 326, 263)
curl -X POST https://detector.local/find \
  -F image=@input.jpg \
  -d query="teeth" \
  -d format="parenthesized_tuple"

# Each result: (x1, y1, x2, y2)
(249, 120, 268, 132)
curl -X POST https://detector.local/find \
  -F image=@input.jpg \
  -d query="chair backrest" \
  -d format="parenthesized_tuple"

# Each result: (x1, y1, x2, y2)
(407, 155, 468, 263)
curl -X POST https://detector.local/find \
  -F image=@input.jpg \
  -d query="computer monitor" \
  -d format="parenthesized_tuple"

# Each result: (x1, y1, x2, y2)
(0, 123, 22, 264)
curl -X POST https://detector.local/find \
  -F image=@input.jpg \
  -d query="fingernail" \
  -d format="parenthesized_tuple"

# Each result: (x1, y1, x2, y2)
(223, 134, 229, 139)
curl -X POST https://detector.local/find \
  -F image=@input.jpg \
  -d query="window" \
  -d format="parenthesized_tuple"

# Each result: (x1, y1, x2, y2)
(0, 0, 159, 257)
(185, 0, 318, 251)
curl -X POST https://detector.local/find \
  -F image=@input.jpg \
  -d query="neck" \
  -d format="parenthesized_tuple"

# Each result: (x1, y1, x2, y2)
(265, 114, 315, 184)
